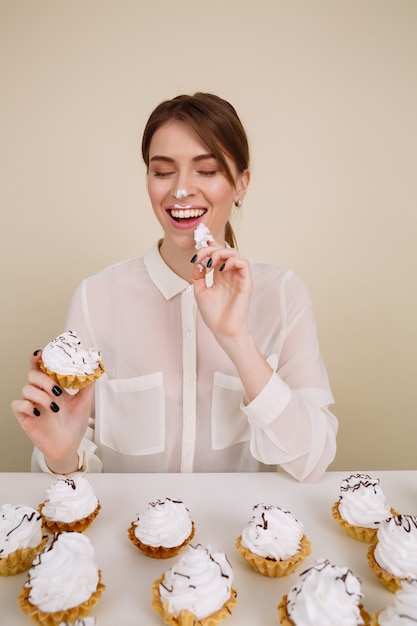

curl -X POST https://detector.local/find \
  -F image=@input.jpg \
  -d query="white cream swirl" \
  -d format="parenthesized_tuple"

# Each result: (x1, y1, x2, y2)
(26, 532, 99, 612)
(134, 498, 192, 548)
(42, 477, 98, 523)
(159, 544, 234, 620)
(240, 503, 304, 560)
(374, 515, 417, 579)
(286, 558, 365, 626)
(338, 473, 391, 528)
(0, 504, 43, 557)
(194, 223, 214, 249)
(377, 579, 417, 625)
(42, 330, 102, 375)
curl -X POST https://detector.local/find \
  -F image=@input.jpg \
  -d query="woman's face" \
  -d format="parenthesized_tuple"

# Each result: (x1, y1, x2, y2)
(147, 120, 249, 251)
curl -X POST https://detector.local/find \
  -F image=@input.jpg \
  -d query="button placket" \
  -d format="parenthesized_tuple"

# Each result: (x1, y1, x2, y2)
(180, 287, 197, 472)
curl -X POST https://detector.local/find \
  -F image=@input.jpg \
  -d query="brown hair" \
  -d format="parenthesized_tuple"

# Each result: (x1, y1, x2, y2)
(141, 93, 250, 248)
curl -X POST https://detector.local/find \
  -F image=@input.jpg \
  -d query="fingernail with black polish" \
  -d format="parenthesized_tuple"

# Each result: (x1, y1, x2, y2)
(50, 402, 60, 413)
(33, 407, 40, 416)
(207, 258, 213, 268)
(52, 385, 63, 397)
(219, 263, 226, 272)
(190, 254, 198, 263)
(33, 349, 41, 356)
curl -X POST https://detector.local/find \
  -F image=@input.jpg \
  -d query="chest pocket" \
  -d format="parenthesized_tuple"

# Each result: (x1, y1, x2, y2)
(96, 373, 165, 455)
(211, 371, 250, 450)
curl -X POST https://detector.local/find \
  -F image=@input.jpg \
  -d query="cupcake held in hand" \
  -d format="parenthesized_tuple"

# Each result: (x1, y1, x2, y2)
(18, 531, 105, 626)
(0, 504, 47, 576)
(39, 330, 104, 391)
(39, 476, 101, 534)
(277, 558, 371, 625)
(128, 497, 195, 559)
(152, 543, 237, 625)
(332, 473, 394, 543)
(236, 503, 311, 577)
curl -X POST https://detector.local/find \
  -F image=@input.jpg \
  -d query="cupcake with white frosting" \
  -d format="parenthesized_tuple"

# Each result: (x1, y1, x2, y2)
(152, 543, 237, 625)
(0, 504, 47, 576)
(18, 531, 105, 626)
(39, 330, 104, 390)
(128, 497, 195, 559)
(277, 558, 371, 625)
(332, 473, 395, 543)
(39, 477, 101, 533)
(371, 578, 417, 624)
(367, 514, 417, 592)
(235, 503, 311, 577)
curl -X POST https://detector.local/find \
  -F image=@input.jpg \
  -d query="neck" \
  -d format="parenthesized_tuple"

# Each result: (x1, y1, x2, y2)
(158, 238, 195, 282)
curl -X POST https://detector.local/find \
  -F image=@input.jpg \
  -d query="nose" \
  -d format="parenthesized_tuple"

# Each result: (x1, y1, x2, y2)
(172, 169, 196, 199)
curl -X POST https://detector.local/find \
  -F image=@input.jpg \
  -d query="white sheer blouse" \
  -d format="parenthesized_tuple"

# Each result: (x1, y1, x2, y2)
(33, 243, 338, 482)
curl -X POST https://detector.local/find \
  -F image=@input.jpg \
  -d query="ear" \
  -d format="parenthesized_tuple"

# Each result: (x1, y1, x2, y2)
(235, 169, 250, 202)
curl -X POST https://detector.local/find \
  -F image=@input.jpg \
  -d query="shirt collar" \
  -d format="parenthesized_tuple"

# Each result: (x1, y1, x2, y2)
(144, 242, 190, 300)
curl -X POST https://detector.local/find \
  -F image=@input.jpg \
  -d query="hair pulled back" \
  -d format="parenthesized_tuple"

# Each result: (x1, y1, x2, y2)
(142, 93, 250, 248)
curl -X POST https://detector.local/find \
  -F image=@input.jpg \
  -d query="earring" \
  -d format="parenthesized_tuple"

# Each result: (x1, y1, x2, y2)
(234, 199, 243, 208)
(173, 189, 189, 200)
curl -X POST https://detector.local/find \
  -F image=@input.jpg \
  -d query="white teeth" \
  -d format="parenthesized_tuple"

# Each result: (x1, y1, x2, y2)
(170, 208, 206, 219)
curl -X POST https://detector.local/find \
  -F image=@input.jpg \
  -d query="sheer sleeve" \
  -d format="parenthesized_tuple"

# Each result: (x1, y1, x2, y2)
(241, 272, 338, 483)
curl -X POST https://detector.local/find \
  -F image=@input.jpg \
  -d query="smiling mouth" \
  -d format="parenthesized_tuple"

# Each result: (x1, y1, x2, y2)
(169, 208, 207, 221)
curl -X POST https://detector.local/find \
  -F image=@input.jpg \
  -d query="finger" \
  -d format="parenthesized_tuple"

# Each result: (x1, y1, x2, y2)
(30, 349, 42, 369)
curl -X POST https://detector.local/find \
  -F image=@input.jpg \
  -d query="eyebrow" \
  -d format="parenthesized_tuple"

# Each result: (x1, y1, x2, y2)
(149, 153, 218, 164)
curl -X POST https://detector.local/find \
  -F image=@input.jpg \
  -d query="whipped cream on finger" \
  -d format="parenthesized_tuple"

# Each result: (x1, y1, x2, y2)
(194, 223, 214, 249)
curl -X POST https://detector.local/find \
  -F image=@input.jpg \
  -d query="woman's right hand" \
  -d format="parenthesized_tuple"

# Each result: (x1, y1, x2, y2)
(11, 351, 94, 474)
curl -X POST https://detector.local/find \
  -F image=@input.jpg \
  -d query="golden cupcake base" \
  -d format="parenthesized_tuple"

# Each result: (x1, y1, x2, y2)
(39, 501, 101, 534)
(331, 502, 398, 543)
(18, 570, 105, 626)
(366, 543, 403, 592)
(39, 359, 105, 390)
(0, 535, 48, 576)
(127, 521, 195, 558)
(152, 574, 237, 625)
(235, 533, 311, 577)
(277, 594, 371, 625)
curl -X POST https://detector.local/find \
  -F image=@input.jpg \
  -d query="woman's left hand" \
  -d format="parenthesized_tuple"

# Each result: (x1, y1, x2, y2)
(192, 242, 253, 344)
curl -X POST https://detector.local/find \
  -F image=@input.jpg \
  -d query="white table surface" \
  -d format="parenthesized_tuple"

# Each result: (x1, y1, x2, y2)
(1, 471, 416, 625)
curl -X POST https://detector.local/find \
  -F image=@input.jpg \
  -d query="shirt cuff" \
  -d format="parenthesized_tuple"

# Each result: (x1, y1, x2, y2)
(31, 438, 101, 477)
(241, 371, 292, 428)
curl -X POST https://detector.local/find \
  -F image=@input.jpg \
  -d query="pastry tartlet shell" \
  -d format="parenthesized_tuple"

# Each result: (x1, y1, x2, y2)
(152, 573, 237, 625)
(277, 594, 371, 625)
(38, 501, 101, 534)
(367, 542, 404, 592)
(18, 570, 105, 626)
(128, 521, 195, 558)
(332, 501, 398, 543)
(235, 533, 311, 577)
(0, 535, 48, 576)
(39, 359, 105, 390)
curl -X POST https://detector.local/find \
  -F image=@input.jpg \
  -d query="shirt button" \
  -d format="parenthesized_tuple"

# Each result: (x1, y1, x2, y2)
(186, 414, 193, 422)
(186, 331, 193, 339)
(186, 285, 193, 293)
(187, 373, 194, 380)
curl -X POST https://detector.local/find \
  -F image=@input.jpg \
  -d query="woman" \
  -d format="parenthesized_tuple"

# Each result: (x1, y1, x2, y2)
(12, 93, 338, 482)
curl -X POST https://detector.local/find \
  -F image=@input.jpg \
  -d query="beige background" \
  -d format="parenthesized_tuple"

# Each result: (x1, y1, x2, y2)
(1, 0, 416, 473)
